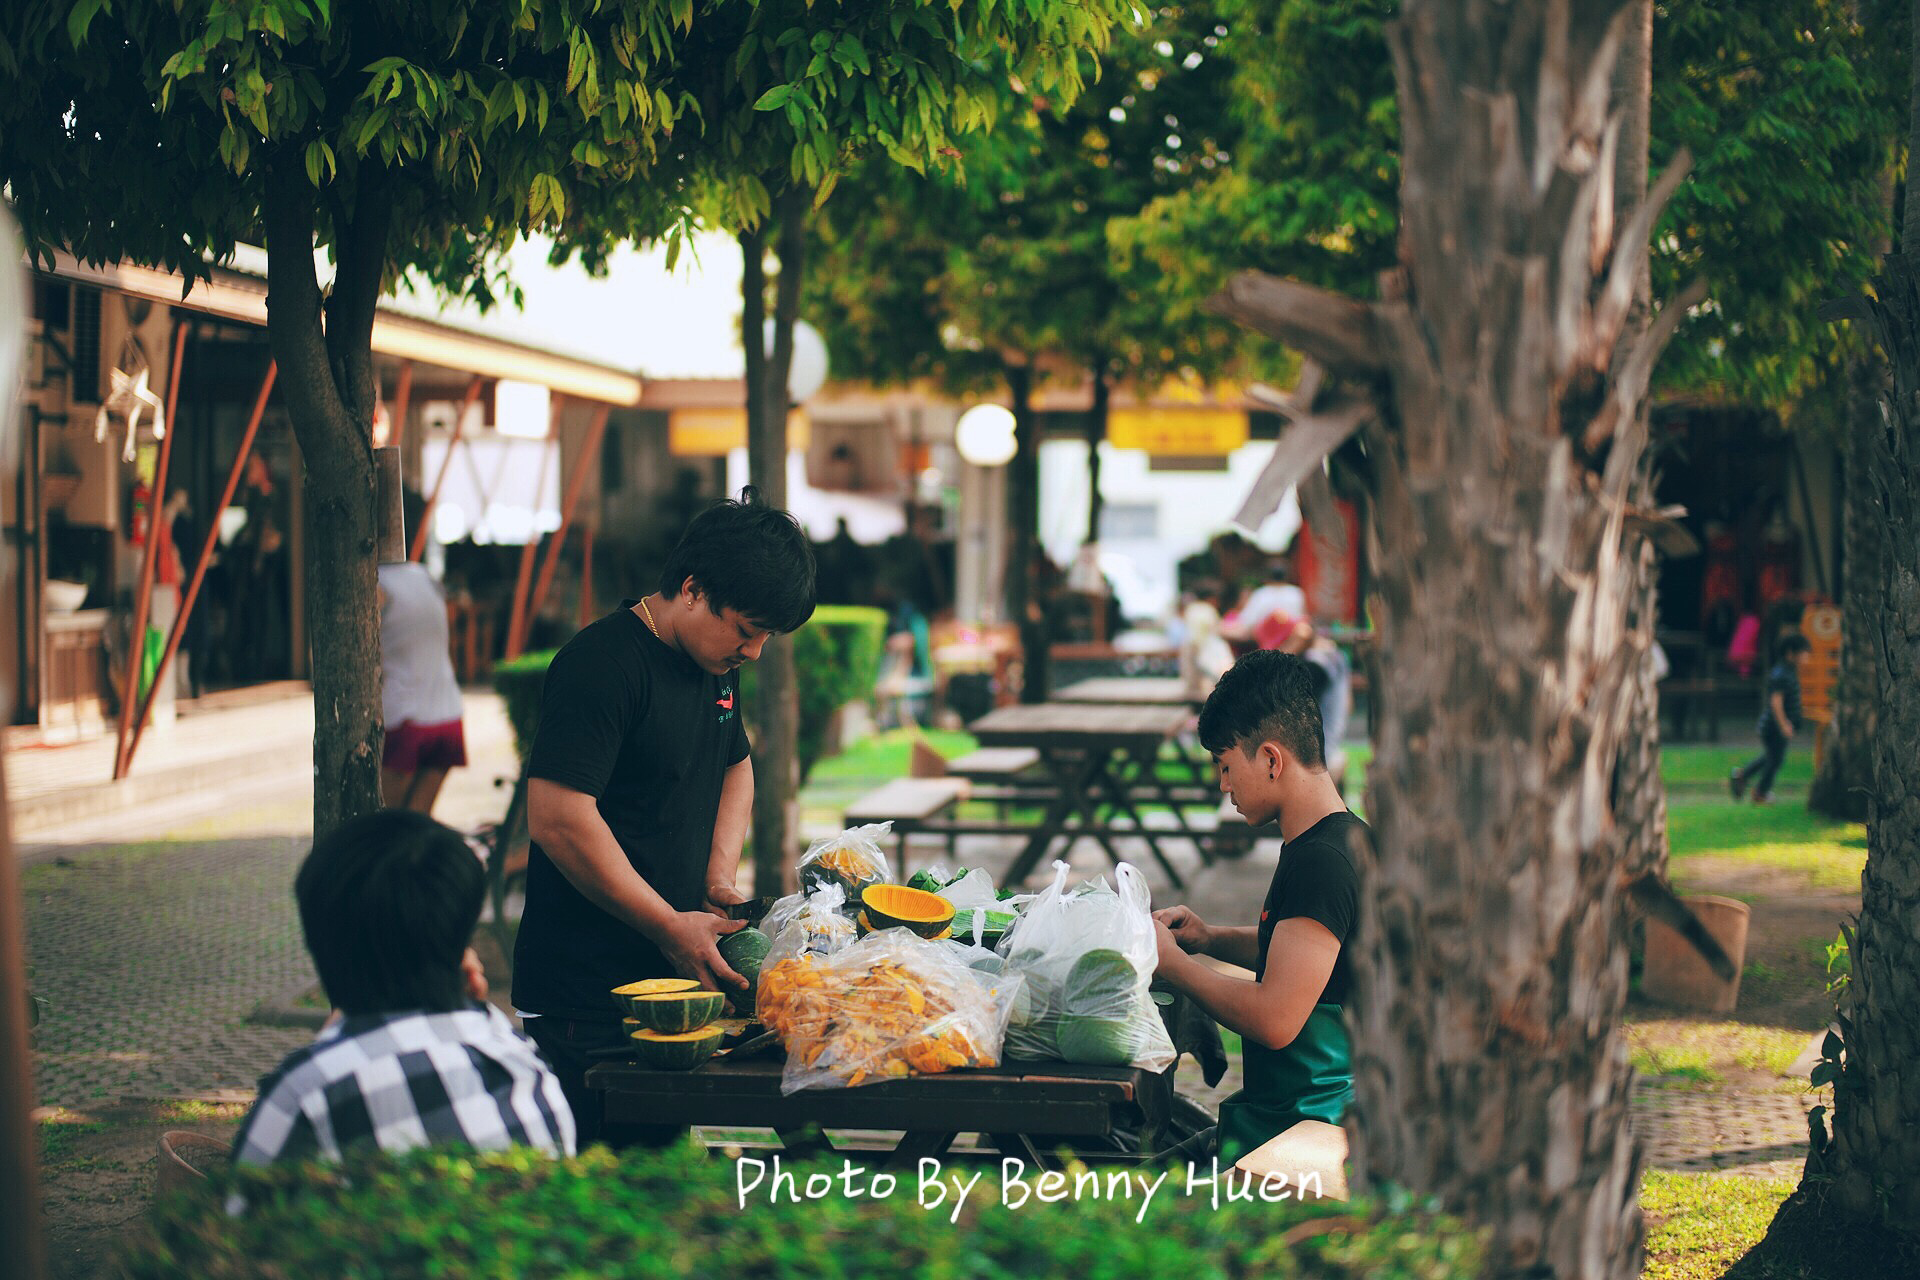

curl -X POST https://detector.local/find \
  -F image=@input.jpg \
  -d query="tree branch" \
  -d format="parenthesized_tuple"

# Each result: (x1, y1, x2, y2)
(1583, 276, 1709, 453)
(1590, 148, 1692, 359)
(1233, 397, 1374, 531)
(1207, 272, 1386, 377)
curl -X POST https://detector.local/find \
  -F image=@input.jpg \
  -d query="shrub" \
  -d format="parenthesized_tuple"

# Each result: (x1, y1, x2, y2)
(491, 648, 556, 761)
(123, 1142, 1484, 1279)
(494, 606, 888, 780)
(741, 604, 888, 781)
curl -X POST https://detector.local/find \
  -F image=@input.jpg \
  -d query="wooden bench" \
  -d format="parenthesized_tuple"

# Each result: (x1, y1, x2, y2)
(844, 777, 970, 869)
(944, 747, 1044, 819)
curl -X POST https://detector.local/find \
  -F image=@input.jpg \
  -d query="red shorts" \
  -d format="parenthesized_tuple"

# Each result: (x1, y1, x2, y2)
(383, 719, 468, 772)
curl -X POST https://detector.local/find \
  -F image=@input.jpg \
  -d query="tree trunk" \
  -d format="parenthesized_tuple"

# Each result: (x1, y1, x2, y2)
(1810, 155, 1920, 1237)
(744, 185, 808, 897)
(1806, 368, 1885, 821)
(1084, 366, 1107, 547)
(1809, 160, 1894, 822)
(1004, 361, 1048, 703)
(263, 158, 384, 839)
(1611, 0, 1671, 885)
(1345, 5, 1679, 1276)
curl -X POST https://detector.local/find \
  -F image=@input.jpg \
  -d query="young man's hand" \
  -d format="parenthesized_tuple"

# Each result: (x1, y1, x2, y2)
(661, 910, 749, 992)
(704, 882, 749, 919)
(1153, 918, 1190, 976)
(461, 947, 489, 1003)
(1153, 905, 1212, 956)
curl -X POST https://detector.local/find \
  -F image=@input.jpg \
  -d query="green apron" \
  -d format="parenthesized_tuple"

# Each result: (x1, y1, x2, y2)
(1217, 1002, 1352, 1164)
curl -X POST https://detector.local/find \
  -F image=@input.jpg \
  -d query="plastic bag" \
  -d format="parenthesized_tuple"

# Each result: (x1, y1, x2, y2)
(758, 929, 1024, 1094)
(997, 861, 1176, 1072)
(763, 881, 859, 973)
(797, 822, 895, 901)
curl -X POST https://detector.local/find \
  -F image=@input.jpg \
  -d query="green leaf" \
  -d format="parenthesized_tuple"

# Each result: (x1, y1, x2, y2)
(754, 84, 794, 112)
(67, 0, 109, 49)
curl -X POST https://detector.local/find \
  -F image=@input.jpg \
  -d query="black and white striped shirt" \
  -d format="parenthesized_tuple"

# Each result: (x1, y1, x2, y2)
(233, 1003, 575, 1167)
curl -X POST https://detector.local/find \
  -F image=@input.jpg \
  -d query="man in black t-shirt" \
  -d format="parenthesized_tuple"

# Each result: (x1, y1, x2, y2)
(1153, 649, 1365, 1165)
(513, 488, 815, 1143)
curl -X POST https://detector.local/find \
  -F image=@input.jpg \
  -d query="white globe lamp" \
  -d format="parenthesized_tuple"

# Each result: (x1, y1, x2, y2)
(765, 319, 830, 403)
(955, 404, 1018, 468)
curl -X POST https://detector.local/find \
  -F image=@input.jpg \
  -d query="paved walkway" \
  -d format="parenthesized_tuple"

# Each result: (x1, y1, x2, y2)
(10, 701, 1820, 1177)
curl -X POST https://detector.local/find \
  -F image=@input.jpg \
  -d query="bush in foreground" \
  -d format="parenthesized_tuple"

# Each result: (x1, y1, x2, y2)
(123, 1142, 1482, 1279)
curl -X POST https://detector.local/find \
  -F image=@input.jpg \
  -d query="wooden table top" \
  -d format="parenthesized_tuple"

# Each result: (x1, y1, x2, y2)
(1052, 677, 1195, 706)
(968, 701, 1190, 748)
(587, 1054, 1151, 1137)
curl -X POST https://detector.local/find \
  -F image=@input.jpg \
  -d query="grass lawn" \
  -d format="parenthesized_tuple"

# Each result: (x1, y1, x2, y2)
(1643, 1171, 1798, 1280)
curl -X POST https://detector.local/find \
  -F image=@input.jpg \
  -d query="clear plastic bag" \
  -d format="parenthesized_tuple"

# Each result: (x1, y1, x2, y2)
(758, 929, 1024, 1094)
(998, 861, 1176, 1072)
(763, 881, 859, 973)
(797, 822, 895, 900)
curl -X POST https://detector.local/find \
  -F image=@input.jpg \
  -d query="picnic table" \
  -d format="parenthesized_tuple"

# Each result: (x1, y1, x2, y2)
(968, 701, 1216, 888)
(585, 1054, 1173, 1169)
(1051, 676, 1197, 707)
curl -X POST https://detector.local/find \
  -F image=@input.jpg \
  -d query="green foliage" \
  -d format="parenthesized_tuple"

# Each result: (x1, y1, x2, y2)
(492, 650, 558, 762)
(808, 8, 1279, 398)
(1111, 0, 1905, 413)
(742, 605, 888, 781)
(124, 1142, 1484, 1278)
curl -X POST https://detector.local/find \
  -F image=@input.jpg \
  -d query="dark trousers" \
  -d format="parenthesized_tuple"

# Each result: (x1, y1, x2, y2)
(1738, 721, 1789, 799)
(522, 1015, 687, 1151)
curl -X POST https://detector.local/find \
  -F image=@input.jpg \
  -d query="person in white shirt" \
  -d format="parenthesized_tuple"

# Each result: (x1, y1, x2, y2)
(378, 561, 467, 814)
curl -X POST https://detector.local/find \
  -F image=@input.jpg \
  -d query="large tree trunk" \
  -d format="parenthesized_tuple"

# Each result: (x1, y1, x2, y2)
(743, 184, 808, 897)
(1004, 361, 1048, 703)
(1611, 0, 1672, 885)
(1808, 170, 1920, 1238)
(1808, 162, 1894, 822)
(1347, 5, 1682, 1276)
(263, 158, 384, 839)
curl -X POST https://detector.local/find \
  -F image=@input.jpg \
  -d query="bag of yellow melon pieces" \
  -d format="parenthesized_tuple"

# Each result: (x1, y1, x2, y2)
(761, 880, 860, 975)
(796, 821, 895, 901)
(765, 929, 1025, 1095)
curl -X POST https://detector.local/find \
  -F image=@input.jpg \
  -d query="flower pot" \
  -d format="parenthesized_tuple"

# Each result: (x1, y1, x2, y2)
(1642, 893, 1750, 1014)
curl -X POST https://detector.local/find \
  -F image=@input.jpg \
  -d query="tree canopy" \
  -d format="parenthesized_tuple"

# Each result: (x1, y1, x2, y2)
(1112, 0, 1902, 411)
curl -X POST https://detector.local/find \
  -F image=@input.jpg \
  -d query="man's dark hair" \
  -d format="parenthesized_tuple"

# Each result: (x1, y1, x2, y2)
(1778, 633, 1811, 657)
(658, 485, 817, 633)
(1197, 649, 1326, 769)
(295, 810, 485, 1016)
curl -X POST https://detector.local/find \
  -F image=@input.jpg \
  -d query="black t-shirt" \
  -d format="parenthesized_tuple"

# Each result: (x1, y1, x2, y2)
(1253, 810, 1365, 1007)
(511, 602, 751, 1019)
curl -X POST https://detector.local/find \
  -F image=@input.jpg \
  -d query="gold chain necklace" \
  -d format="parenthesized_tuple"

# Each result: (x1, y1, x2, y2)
(638, 595, 662, 639)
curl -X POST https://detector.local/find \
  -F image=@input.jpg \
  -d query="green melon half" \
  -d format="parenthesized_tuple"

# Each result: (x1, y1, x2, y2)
(623, 989, 724, 1033)
(611, 977, 700, 1017)
(629, 1024, 724, 1070)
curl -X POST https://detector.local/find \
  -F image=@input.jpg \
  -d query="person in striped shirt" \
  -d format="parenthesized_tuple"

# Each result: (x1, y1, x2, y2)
(233, 811, 574, 1167)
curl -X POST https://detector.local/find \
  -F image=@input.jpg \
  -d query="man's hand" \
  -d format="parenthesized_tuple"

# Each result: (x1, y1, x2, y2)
(704, 881, 749, 919)
(461, 947, 489, 1003)
(1153, 905, 1212, 956)
(660, 911, 750, 992)
(1153, 918, 1190, 977)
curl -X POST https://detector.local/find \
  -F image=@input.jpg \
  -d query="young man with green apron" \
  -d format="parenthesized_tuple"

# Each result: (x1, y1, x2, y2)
(1153, 649, 1363, 1164)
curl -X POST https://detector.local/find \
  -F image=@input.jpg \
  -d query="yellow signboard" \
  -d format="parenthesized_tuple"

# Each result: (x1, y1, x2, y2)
(1106, 408, 1248, 456)
(668, 408, 810, 456)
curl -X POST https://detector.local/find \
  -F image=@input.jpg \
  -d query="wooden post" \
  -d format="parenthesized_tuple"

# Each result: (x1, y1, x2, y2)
(504, 395, 565, 659)
(375, 447, 407, 563)
(122, 362, 276, 775)
(111, 319, 189, 780)
(578, 524, 596, 628)
(386, 359, 414, 449)
(523, 402, 611, 644)
(409, 375, 482, 562)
